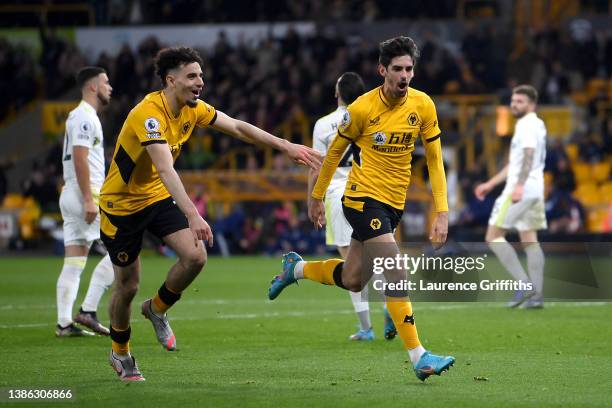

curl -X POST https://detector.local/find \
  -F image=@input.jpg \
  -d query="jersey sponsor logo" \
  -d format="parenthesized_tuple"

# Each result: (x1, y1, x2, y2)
(182, 121, 191, 134)
(339, 111, 351, 132)
(93, 136, 101, 146)
(144, 117, 160, 132)
(373, 131, 387, 145)
(372, 132, 414, 153)
(370, 218, 381, 230)
(407, 112, 420, 126)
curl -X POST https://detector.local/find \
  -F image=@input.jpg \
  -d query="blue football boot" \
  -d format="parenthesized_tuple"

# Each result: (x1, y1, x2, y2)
(414, 351, 455, 381)
(383, 308, 397, 340)
(349, 327, 375, 341)
(268, 252, 302, 300)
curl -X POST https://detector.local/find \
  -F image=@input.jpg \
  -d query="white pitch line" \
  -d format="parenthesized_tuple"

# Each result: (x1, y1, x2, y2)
(0, 302, 607, 330)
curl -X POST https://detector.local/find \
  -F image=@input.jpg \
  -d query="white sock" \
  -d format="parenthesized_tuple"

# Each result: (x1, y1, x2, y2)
(293, 261, 305, 280)
(488, 237, 531, 283)
(56, 256, 86, 327)
(408, 345, 427, 366)
(81, 254, 114, 312)
(525, 243, 545, 297)
(349, 287, 371, 330)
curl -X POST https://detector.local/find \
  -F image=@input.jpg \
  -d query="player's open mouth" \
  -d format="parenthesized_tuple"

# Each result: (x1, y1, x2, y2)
(398, 82, 408, 90)
(191, 90, 200, 97)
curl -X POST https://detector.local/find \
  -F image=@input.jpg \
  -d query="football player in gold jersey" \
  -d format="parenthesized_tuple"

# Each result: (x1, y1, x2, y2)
(269, 37, 455, 382)
(103, 46, 321, 382)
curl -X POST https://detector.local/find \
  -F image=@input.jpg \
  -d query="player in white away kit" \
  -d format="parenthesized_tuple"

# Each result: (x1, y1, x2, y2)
(475, 85, 547, 309)
(308, 72, 397, 340)
(56, 67, 115, 336)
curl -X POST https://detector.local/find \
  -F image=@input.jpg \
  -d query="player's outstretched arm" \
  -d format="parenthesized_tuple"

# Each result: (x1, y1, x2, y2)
(145, 143, 213, 247)
(211, 111, 322, 170)
(474, 164, 509, 201)
(423, 136, 449, 248)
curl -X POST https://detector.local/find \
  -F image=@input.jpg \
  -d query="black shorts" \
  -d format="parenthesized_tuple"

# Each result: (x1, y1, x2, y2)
(342, 196, 403, 242)
(100, 197, 189, 266)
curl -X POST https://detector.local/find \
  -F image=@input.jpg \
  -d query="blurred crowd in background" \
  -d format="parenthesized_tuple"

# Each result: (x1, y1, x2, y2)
(1, 0, 611, 254)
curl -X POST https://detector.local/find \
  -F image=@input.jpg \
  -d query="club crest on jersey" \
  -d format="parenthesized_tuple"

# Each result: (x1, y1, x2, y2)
(407, 112, 420, 126)
(373, 131, 387, 145)
(145, 117, 160, 132)
(339, 111, 351, 132)
(182, 122, 191, 134)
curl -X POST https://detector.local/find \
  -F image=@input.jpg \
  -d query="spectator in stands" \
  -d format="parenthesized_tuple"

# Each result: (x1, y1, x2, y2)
(22, 164, 59, 212)
(0, 160, 12, 204)
(545, 192, 585, 233)
(551, 157, 576, 193)
(578, 133, 604, 163)
(39, 22, 66, 98)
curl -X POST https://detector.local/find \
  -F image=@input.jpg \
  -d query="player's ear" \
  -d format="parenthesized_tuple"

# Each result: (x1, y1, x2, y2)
(166, 73, 175, 88)
(377, 63, 386, 78)
(86, 77, 97, 93)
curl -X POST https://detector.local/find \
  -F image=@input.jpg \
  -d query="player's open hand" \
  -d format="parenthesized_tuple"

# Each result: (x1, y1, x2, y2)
(83, 199, 98, 224)
(188, 214, 213, 247)
(474, 182, 491, 201)
(308, 198, 326, 229)
(285, 142, 323, 171)
(430, 211, 448, 250)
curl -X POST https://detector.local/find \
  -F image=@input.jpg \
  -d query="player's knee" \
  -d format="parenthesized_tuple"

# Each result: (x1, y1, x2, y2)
(182, 250, 206, 272)
(343, 275, 365, 292)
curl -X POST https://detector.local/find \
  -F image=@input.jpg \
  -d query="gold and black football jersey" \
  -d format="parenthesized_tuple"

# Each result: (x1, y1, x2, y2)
(312, 86, 448, 211)
(100, 91, 216, 215)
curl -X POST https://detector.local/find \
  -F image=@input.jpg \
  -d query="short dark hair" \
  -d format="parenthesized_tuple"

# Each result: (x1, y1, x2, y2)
(378, 36, 420, 68)
(154, 46, 203, 87)
(512, 84, 538, 103)
(75, 66, 105, 88)
(337, 72, 365, 105)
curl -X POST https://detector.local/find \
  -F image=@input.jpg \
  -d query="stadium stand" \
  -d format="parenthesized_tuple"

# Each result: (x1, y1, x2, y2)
(1, 0, 610, 252)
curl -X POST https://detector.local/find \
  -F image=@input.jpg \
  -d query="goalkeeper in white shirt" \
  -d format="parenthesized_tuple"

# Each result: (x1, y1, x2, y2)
(308, 72, 397, 340)
(475, 85, 547, 309)
(56, 67, 115, 336)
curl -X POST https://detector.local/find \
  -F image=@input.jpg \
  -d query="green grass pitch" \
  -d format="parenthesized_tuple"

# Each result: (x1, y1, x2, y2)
(1, 255, 611, 407)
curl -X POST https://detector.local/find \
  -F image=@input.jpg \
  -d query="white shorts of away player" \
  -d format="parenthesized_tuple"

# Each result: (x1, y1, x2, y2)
(59, 187, 100, 245)
(488, 194, 547, 231)
(324, 186, 352, 247)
